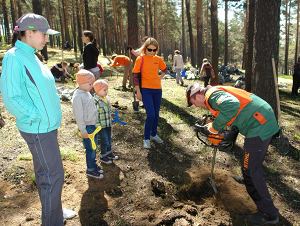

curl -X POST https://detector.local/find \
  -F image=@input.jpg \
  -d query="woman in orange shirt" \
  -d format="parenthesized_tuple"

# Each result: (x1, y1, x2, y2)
(132, 38, 168, 148)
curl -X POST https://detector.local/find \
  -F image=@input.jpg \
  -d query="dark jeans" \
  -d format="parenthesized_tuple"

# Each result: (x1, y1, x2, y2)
(99, 126, 112, 157)
(83, 125, 98, 171)
(142, 88, 162, 140)
(242, 136, 278, 216)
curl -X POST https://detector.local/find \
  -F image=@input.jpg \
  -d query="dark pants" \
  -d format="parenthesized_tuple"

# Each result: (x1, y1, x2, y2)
(203, 76, 211, 87)
(20, 130, 64, 226)
(142, 88, 162, 140)
(242, 136, 278, 216)
(292, 73, 300, 95)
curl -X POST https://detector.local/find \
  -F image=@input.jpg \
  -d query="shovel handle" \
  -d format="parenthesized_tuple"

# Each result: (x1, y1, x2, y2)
(272, 55, 282, 128)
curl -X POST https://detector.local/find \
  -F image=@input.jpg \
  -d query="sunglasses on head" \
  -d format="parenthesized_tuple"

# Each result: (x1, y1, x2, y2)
(147, 48, 157, 52)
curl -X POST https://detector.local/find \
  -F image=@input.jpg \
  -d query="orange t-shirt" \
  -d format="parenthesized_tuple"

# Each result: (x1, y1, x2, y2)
(110, 55, 130, 67)
(132, 55, 167, 89)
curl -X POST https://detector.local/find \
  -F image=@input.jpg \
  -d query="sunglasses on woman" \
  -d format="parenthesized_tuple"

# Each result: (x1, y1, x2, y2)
(147, 48, 157, 52)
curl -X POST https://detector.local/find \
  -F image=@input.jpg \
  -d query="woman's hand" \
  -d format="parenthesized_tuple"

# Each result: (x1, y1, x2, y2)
(136, 92, 142, 101)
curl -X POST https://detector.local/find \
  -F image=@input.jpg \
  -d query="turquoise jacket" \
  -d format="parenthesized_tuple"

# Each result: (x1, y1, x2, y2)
(208, 90, 279, 141)
(0, 40, 62, 133)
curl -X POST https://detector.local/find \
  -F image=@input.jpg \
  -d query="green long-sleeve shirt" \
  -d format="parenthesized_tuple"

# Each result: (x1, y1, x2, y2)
(208, 90, 279, 141)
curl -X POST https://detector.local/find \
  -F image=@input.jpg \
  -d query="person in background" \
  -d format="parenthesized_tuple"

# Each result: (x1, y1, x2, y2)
(93, 80, 119, 164)
(172, 50, 184, 86)
(186, 83, 279, 226)
(0, 13, 75, 225)
(292, 56, 300, 97)
(200, 58, 215, 87)
(72, 70, 104, 179)
(128, 36, 150, 57)
(82, 30, 100, 94)
(109, 54, 133, 89)
(132, 37, 168, 149)
(51, 61, 71, 82)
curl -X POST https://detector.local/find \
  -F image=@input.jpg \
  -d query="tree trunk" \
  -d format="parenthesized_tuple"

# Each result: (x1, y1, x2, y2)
(154, 0, 158, 41)
(181, 0, 186, 62)
(76, 0, 83, 53)
(10, 0, 16, 27)
(100, 0, 106, 56)
(104, 0, 110, 55)
(149, 0, 154, 37)
(186, 0, 195, 67)
(127, 0, 138, 55)
(210, 0, 219, 86)
(112, 0, 118, 53)
(84, 0, 90, 30)
(72, 0, 77, 52)
(2, 0, 11, 44)
(32, 0, 42, 15)
(117, 0, 124, 54)
(144, 0, 148, 36)
(58, 0, 65, 47)
(284, 0, 290, 75)
(17, 0, 22, 18)
(244, 0, 255, 92)
(224, 0, 228, 66)
(196, 0, 203, 69)
(252, 0, 280, 117)
(64, 0, 70, 42)
(294, 0, 299, 63)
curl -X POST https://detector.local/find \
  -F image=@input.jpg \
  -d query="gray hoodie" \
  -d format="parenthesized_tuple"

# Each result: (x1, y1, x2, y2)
(71, 89, 97, 134)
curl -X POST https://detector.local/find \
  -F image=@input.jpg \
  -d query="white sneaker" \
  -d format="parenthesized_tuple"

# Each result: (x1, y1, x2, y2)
(150, 135, 163, 143)
(63, 207, 76, 219)
(144, 139, 151, 148)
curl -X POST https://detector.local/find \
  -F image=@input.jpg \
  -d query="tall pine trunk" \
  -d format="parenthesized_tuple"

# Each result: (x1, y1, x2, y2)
(252, 0, 280, 117)
(210, 0, 219, 86)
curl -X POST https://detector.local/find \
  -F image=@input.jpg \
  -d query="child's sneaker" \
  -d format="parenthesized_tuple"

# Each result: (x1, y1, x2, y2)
(107, 152, 119, 160)
(100, 156, 112, 164)
(95, 164, 104, 173)
(150, 135, 163, 143)
(86, 170, 103, 179)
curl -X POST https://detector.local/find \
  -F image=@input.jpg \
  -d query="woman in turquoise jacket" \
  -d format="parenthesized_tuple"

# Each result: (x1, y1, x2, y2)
(0, 13, 75, 225)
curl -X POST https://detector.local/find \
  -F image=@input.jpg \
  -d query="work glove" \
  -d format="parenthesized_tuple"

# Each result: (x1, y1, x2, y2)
(127, 46, 132, 51)
(203, 122, 218, 135)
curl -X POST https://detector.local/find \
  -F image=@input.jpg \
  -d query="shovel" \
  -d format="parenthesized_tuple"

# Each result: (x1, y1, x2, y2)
(128, 49, 140, 112)
(272, 55, 289, 155)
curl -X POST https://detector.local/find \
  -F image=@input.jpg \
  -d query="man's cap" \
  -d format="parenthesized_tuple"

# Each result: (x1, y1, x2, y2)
(186, 83, 205, 107)
(203, 58, 208, 62)
(93, 80, 108, 93)
(16, 13, 60, 35)
(76, 69, 95, 84)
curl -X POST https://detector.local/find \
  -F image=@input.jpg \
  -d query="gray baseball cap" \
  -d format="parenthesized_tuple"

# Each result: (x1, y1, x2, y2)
(16, 13, 60, 35)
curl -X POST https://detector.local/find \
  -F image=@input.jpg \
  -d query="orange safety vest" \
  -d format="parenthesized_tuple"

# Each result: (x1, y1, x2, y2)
(204, 86, 252, 126)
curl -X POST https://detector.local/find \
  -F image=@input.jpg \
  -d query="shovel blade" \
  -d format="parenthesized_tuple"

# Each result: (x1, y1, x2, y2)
(276, 136, 289, 155)
(132, 101, 140, 112)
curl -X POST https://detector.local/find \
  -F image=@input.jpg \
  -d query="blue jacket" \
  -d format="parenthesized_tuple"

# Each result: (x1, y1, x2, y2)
(0, 40, 62, 133)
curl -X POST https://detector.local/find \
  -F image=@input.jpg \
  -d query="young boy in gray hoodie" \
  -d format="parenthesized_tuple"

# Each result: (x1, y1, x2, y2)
(72, 69, 104, 179)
